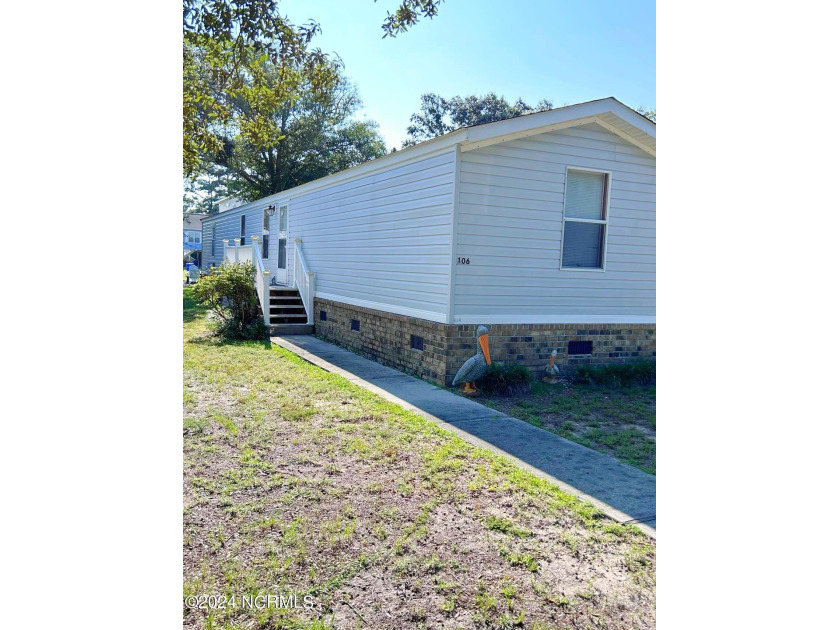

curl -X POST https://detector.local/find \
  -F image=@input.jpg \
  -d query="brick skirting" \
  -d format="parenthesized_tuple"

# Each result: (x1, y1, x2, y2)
(314, 298, 655, 387)
(314, 299, 449, 384)
(445, 324, 656, 386)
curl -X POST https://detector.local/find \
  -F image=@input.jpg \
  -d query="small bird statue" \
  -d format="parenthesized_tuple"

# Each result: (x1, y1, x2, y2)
(452, 325, 491, 395)
(542, 348, 560, 384)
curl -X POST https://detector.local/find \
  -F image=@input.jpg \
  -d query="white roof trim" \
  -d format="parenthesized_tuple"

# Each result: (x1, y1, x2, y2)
(460, 116, 600, 152)
(201, 98, 654, 222)
(460, 98, 655, 156)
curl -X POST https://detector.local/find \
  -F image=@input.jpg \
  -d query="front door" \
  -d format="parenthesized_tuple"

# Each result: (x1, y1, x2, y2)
(275, 205, 289, 285)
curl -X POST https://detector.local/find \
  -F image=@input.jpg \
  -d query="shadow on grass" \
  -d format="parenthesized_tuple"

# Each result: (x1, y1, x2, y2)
(185, 330, 272, 350)
(225, 338, 272, 350)
(182, 288, 206, 324)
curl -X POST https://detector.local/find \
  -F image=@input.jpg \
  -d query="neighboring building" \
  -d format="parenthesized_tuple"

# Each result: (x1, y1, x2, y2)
(217, 196, 247, 213)
(183, 213, 208, 266)
(201, 98, 655, 385)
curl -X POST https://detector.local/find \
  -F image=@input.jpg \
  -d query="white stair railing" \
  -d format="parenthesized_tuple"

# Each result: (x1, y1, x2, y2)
(294, 238, 315, 325)
(223, 237, 271, 326)
(250, 236, 272, 326)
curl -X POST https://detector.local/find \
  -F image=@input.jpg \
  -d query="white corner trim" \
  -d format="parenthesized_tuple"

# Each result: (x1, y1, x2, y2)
(446, 145, 462, 324)
(315, 292, 448, 324)
(452, 315, 656, 325)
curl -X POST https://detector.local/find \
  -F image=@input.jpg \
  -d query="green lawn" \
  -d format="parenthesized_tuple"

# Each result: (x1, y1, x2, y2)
(183, 287, 655, 629)
(471, 381, 656, 475)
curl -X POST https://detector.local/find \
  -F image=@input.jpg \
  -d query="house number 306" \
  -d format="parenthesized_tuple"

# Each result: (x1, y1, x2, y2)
(457, 257, 470, 265)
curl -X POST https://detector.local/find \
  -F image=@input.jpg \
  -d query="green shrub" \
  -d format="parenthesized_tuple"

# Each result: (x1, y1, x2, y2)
(478, 363, 533, 396)
(193, 261, 269, 340)
(574, 361, 655, 388)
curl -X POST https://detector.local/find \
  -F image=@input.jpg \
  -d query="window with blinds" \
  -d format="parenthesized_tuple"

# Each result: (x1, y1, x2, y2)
(561, 169, 609, 269)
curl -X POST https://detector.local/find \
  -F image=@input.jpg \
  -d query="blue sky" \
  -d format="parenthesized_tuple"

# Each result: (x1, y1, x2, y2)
(283, 0, 656, 150)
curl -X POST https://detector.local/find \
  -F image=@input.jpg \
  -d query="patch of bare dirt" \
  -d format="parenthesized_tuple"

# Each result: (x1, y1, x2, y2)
(183, 348, 655, 629)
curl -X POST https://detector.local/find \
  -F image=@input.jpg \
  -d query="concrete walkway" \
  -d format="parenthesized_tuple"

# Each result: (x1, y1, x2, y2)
(271, 335, 656, 537)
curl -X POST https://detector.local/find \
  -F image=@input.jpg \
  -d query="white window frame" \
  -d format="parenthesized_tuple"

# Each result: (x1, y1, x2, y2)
(559, 166, 611, 272)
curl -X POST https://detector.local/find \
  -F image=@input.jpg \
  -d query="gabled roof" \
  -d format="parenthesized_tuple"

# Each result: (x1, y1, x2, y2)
(457, 97, 655, 156)
(201, 97, 654, 221)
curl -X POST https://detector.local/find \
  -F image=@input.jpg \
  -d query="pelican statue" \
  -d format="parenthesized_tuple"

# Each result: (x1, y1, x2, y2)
(452, 325, 491, 395)
(542, 348, 560, 384)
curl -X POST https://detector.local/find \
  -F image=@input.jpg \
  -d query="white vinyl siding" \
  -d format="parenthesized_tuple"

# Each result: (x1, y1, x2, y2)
(452, 123, 655, 323)
(197, 115, 652, 325)
(201, 207, 264, 269)
(290, 149, 456, 322)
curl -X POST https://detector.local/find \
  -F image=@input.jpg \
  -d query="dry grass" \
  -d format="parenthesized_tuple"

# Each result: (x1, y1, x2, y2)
(183, 288, 655, 629)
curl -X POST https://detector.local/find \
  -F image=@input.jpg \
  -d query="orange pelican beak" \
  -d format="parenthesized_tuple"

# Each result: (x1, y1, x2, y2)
(479, 333, 491, 365)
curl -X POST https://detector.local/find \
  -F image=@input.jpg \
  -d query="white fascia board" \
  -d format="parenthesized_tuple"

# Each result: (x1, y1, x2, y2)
(454, 314, 656, 325)
(602, 101, 656, 139)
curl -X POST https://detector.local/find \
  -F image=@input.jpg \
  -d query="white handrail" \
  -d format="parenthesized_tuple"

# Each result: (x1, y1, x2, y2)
(250, 236, 272, 326)
(294, 238, 315, 325)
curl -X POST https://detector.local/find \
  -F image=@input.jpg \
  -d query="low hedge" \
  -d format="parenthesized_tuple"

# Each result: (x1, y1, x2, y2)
(193, 261, 269, 341)
(573, 361, 655, 388)
(477, 363, 533, 396)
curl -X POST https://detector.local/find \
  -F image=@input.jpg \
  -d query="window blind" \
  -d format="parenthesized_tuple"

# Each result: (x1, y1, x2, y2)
(565, 170, 606, 220)
(562, 222, 604, 268)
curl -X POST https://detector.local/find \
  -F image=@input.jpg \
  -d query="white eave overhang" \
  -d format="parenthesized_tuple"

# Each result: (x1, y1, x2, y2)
(458, 97, 656, 157)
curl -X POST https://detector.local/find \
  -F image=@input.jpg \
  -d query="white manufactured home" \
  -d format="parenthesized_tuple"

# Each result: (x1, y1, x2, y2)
(201, 97, 655, 385)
